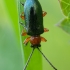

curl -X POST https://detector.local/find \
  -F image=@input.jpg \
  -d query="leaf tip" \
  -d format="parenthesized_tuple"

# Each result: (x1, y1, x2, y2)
(55, 22, 61, 28)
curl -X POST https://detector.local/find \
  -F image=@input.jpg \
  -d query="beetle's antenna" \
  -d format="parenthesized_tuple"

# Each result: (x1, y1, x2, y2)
(23, 48, 35, 70)
(37, 47, 57, 70)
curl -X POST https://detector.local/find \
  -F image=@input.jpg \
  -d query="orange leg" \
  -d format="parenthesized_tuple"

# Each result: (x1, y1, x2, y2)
(20, 12, 25, 20)
(43, 11, 47, 17)
(41, 37, 47, 42)
(23, 37, 30, 45)
(44, 28, 49, 32)
(21, 30, 27, 36)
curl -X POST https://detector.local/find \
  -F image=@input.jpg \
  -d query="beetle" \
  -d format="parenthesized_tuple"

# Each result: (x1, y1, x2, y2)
(20, 0, 49, 47)
(20, 0, 57, 70)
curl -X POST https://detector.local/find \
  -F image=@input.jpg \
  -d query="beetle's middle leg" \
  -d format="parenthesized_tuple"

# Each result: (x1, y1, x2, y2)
(19, 22, 26, 36)
(20, 12, 25, 20)
(44, 28, 49, 32)
(22, 30, 27, 36)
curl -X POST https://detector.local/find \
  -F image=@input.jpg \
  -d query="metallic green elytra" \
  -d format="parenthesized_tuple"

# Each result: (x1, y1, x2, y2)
(24, 0, 44, 36)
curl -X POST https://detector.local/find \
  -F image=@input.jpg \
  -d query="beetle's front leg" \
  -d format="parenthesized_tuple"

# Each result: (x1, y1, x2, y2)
(42, 11, 47, 17)
(41, 37, 47, 42)
(23, 37, 30, 45)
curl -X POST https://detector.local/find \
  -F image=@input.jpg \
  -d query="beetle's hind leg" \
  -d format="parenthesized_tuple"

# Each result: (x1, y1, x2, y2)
(43, 11, 47, 17)
(19, 22, 27, 36)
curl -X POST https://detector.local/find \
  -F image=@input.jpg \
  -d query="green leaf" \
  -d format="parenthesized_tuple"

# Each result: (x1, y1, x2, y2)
(58, 0, 70, 34)
(59, 0, 70, 17)
(0, 0, 24, 70)
(57, 18, 70, 34)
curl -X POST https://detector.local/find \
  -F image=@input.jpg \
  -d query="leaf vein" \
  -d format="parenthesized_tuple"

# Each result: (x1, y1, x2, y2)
(61, 0, 70, 5)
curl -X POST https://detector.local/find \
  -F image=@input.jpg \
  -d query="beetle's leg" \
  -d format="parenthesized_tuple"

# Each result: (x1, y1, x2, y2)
(20, 12, 25, 20)
(44, 28, 49, 32)
(22, 30, 27, 36)
(23, 37, 30, 45)
(20, 22, 25, 28)
(41, 37, 47, 42)
(43, 11, 47, 17)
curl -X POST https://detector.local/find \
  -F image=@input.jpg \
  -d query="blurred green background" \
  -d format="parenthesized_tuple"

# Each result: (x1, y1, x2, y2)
(0, 0, 70, 70)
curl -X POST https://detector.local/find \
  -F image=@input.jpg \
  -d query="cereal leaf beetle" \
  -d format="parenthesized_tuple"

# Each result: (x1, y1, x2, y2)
(20, 0, 57, 70)
(20, 0, 49, 47)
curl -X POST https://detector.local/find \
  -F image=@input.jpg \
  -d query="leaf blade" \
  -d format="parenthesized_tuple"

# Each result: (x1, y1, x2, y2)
(59, 0, 70, 16)
(57, 18, 70, 34)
